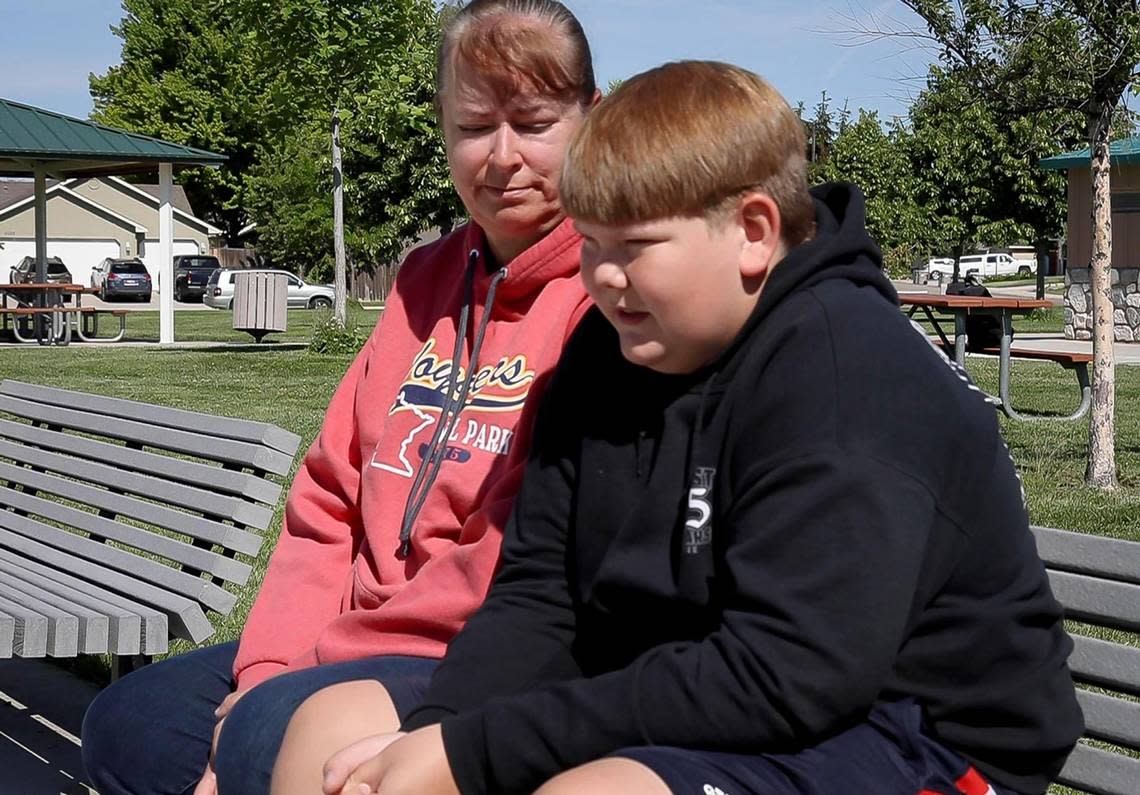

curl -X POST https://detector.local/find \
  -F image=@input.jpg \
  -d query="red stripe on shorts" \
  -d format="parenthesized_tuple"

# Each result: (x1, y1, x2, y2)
(916, 765, 994, 795)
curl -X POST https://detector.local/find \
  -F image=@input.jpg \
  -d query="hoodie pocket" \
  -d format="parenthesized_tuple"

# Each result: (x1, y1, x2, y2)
(351, 555, 386, 610)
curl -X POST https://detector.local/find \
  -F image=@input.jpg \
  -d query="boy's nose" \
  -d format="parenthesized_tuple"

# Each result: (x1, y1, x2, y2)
(591, 260, 628, 291)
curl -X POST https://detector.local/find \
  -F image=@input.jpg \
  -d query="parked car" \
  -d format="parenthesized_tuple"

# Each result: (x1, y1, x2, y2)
(173, 254, 221, 302)
(92, 258, 152, 302)
(8, 255, 75, 303)
(923, 257, 956, 284)
(10, 255, 73, 286)
(204, 268, 334, 310)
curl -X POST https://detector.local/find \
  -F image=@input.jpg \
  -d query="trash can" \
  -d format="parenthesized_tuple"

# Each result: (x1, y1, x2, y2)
(232, 271, 287, 343)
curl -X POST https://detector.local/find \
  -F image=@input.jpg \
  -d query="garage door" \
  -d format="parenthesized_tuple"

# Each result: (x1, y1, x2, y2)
(140, 239, 202, 288)
(0, 239, 122, 285)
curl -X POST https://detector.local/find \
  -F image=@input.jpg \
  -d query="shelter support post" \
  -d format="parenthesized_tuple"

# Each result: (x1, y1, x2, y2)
(159, 163, 174, 345)
(33, 165, 48, 342)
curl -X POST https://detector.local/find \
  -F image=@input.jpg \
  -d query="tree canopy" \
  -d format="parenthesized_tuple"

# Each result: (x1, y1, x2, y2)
(90, 0, 462, 283)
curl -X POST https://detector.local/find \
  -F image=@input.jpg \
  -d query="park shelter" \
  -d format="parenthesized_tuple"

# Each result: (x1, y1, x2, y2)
(1040, 136, 1140, 271)
(1040, 135, 1140, 342)
(0, 97, 225, 344)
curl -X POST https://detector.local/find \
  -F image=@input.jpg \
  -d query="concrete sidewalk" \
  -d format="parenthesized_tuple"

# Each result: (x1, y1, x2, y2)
(0, 338, 308, 351)
(0, 660, 98, 794)
(1010, 333, 1140, 365)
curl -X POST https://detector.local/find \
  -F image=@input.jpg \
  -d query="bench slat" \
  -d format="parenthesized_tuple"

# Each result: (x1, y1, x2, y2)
(0, 595, 48, 657)
(0, 463, 262, 558)
(0, 511, 236, 616)
(0, 484, 252, 584)
(0, 558, 139, 655)
(1033, 525, 1140, 587)
(1045, 570, 1140, 633)
(0, 613, 13, 658)
(0, 576, 109, 655)
(0, 527, 210, 643)
(1056, 741, 1140, 795)
(0, 586, 78, 657)
(0, 394, 295, 476)
(1076, 689, 1140, 752)
(0, 417, 283, 506)
(1069, 634, 1140, 697)
(0, 437, 273, 530)
(1, 380, 302, 456)
(0, 548, 164, 654)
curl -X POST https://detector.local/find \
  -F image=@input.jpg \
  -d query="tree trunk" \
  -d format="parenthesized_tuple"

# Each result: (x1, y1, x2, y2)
(1085, 104, 1117, 489)
(332, 106, 348, 327)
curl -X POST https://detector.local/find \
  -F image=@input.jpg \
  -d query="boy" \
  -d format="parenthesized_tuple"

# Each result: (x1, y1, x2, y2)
(328, 61, 1081, 795)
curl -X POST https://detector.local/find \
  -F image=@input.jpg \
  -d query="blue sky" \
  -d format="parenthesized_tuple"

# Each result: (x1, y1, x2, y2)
(0, 0, 935, 122)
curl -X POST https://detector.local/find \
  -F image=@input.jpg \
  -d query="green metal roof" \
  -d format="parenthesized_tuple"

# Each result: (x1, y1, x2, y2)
(0, 97, 225, 177)
(1039, 135, 1140, 170)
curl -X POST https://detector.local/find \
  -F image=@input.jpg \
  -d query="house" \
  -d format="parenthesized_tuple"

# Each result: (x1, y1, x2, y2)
(0, 176, 222, 285)
(1040, 135, 1140, 342)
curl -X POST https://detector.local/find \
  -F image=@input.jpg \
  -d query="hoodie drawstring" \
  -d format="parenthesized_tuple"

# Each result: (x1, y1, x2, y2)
(398, 249, 508, 557)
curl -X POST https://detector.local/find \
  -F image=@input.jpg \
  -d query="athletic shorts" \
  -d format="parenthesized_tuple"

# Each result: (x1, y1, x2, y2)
(611, 701, 1017, 795)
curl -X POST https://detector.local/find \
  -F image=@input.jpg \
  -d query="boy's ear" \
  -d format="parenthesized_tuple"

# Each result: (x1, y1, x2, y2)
(738, 192, 784, 279)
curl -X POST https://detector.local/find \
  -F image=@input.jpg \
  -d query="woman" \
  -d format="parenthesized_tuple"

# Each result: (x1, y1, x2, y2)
(80, 2, 598, 793)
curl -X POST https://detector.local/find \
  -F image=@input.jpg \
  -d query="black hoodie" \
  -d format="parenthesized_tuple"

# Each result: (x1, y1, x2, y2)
(403, 184, 1083, 795)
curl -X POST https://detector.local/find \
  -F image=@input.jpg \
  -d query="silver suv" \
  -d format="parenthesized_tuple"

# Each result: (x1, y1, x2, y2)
(203, 268, 335, 310)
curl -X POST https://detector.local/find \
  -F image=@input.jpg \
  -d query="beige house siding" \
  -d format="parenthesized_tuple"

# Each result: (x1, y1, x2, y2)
(1066, 165, 1140, 269)
(0, 192, 133, 250)
(0, 179, 213, 283)
(69, 178, 211, 250)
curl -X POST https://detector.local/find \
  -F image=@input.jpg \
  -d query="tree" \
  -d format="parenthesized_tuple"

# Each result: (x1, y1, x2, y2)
(906, 66, 1078, 274)
(89, 0, 266, 242)
(820, 110, 932, 276)
(808, 90, 836, 177)
(240, 0, 461, 300)
(901, 0, 1140, 489)
(234, 0, 447, 326)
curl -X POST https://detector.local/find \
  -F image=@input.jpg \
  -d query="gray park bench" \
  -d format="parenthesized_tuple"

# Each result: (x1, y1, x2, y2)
(0, 379, 301, 677)
(1031, 525, 1140, 795)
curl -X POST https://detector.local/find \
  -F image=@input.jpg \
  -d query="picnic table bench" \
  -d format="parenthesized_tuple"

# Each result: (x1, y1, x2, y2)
(1031, 525, 1140, 795)
(0, 379, 301, 677)
(0, 284, 126, 344)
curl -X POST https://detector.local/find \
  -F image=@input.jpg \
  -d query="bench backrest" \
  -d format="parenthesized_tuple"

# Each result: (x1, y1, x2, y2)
(1030, 525, 1140, 795)
(0, 380, 302, 658)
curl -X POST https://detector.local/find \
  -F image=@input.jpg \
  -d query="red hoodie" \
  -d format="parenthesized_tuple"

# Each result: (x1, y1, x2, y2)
(233, 219, 589, 690)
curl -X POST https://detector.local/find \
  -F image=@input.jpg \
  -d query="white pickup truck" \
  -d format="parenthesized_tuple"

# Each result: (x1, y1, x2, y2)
(926, 252, 1035, 283)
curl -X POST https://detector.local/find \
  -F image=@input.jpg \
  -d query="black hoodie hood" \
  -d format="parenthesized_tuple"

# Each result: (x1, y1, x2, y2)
(711, 182, 896, 382)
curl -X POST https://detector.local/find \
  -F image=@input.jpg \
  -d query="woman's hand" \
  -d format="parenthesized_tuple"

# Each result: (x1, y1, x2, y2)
(191, 688, 248, 795)
(332, 725, 459, 795)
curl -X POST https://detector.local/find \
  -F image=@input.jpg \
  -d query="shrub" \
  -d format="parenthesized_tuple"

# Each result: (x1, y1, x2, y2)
(309, 311, 369, 355)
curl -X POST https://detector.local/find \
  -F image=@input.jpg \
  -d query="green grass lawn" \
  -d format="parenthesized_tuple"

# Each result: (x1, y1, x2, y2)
(106, 305, 381, 344)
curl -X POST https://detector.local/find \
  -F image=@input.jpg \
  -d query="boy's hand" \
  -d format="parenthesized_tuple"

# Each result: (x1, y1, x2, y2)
(322, 732, 405, 794)
(335, 725, 459, 795)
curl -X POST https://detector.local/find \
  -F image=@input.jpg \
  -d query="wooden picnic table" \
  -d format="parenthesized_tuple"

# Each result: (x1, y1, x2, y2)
(0, 283, 101, 345)
(897, 293, 1089, 421)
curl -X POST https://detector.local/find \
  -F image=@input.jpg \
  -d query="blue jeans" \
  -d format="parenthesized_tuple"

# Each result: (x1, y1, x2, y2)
(81, 641, 437, 795)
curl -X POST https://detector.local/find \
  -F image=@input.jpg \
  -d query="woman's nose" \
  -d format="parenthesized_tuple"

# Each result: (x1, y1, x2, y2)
(488, 124, 523, 168)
